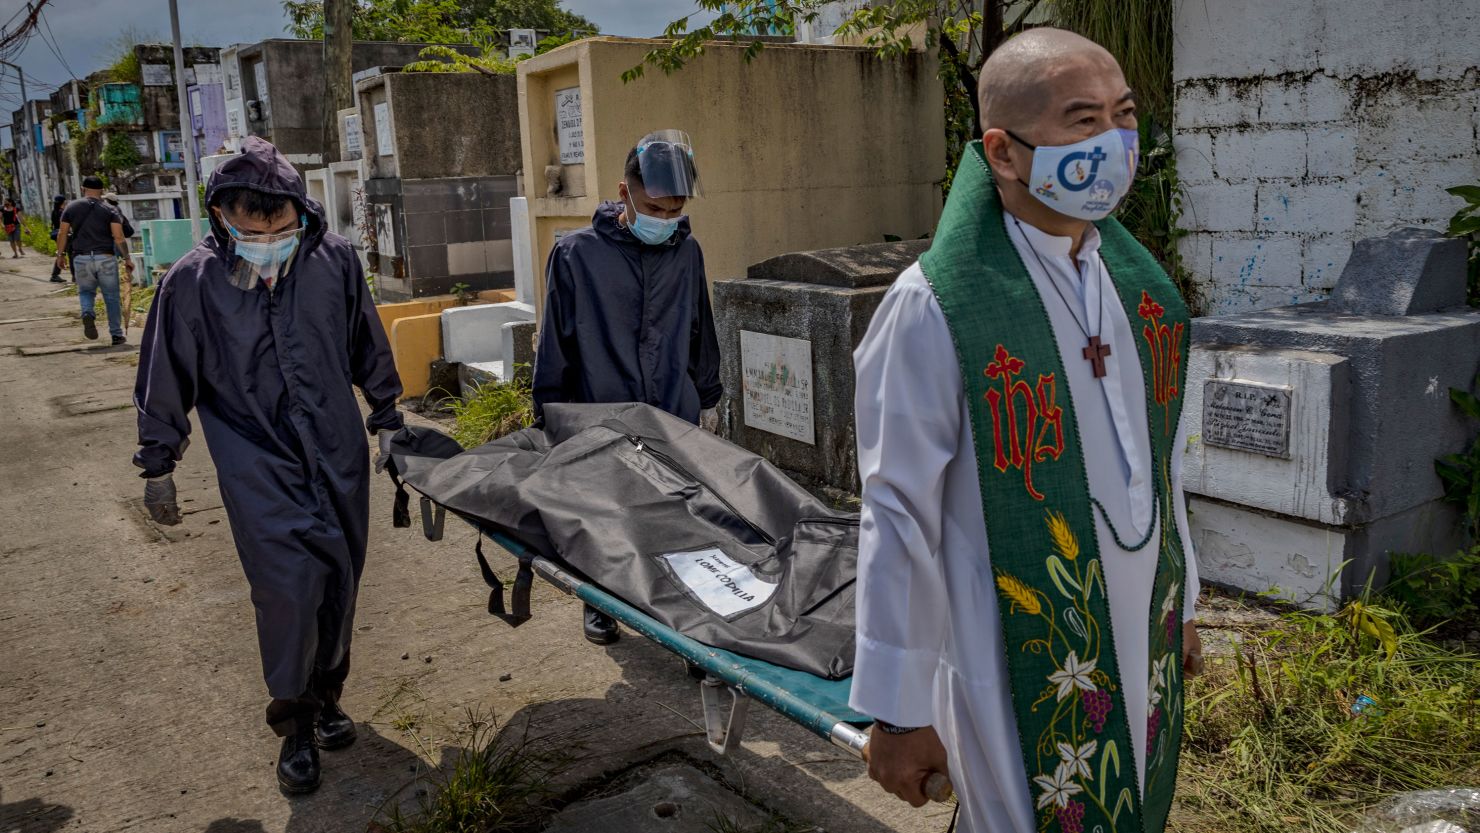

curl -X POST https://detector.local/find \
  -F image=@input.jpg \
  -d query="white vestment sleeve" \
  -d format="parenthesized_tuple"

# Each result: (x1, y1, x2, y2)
(1171, 418, 1201, 621)
(849, 270, 960, 728)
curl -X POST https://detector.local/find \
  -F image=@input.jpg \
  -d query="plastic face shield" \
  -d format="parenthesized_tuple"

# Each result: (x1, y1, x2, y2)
(635, 130, 700, 199)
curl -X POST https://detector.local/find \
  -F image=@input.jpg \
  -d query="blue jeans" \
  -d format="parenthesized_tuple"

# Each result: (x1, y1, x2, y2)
(74, 255, 123, 338)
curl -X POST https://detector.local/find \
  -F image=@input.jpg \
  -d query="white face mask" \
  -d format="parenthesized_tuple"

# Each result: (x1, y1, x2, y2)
(1006, 127, 1139, 221)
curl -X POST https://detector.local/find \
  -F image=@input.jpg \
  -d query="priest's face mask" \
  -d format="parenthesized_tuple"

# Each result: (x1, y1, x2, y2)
(984, 54, 1141, 222)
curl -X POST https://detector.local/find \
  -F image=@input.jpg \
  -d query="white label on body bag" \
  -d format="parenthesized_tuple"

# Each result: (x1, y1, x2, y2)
(661, 548, 777, 618)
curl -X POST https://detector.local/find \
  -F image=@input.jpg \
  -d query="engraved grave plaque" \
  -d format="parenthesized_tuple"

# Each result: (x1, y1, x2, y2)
(1203, 380, 1292, 458)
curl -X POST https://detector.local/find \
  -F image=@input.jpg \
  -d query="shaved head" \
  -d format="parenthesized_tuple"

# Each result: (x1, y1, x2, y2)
(978, 28, 1123, 132)
(975, 27, 1139, 242)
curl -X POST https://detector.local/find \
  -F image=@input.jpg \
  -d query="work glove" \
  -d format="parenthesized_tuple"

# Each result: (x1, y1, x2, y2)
(700, 408, 719, 434)
(144, 474, 182, 526)
(373, 429, 395, 474)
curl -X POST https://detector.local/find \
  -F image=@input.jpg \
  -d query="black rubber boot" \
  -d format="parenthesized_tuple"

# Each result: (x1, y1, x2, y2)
(276, 726, 321, 795)
(81, 314, 97, 340)
(583, 604, 620, 646)
(315, 700, 357, 751)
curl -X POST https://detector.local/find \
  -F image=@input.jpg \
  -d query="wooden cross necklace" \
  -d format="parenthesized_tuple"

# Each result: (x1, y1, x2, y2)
(1012, 217, 1112, 379)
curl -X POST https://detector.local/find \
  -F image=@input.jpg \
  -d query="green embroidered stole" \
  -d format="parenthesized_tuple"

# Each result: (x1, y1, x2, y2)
(919, 141, 1191, 833)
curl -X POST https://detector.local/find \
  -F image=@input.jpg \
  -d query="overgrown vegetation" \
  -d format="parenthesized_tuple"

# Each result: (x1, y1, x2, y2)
(100, 132, 142, 175)
(374, 709, 573, 833)
(1435, 372, 1480, 541)
(20, 215, 56, 256)
(404, 44, 523, 74)
(282, 0, 595, 43)
(1384, 548, 1480, 630)
(443, 375, 535, 448)
(1179, 599, 1480, 833)
(1446, 183, 1480, 307)
(106, 49, 142, 84)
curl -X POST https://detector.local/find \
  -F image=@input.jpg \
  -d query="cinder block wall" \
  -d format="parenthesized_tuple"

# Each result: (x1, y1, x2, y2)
(1172, 0, 1480, 315)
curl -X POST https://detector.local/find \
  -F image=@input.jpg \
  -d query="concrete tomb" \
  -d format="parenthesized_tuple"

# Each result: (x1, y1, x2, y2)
(1183, 228, 1480, 609)
(713, 239, 929, 493)
(355, 69, 523, 301)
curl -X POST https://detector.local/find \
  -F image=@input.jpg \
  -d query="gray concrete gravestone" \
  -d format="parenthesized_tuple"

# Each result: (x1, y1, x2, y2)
(1183, 228, 1480, 609)
(713, 239, 929, 494)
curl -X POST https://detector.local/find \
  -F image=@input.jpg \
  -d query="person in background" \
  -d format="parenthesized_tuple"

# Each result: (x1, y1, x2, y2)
(103, 192, 136, 238)
(133, 137, 404, 797)
(55, 177, 134, 345)
(49, 194, 67, 282)
(532, 130, 722, 646)
(4, 198, 24, 258)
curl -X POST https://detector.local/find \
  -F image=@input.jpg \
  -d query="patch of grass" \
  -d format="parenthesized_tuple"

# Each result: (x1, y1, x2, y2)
(374, 709, 574, 833)
(1177, 599, 1480, 833)
(442, 375, 534, 449)
(20, 215, 56, 256)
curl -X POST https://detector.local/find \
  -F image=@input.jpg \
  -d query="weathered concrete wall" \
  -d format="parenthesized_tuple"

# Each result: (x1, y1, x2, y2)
(1172, 0, 1480, 314)
(133, 45, 221, 133)
(517, 37, 945, 316)
(239, 40, 478, 164)
(359, 72, 521, 181)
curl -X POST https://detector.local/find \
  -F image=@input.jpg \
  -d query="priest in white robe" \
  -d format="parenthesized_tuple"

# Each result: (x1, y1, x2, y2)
(852, 28, 1204, 833)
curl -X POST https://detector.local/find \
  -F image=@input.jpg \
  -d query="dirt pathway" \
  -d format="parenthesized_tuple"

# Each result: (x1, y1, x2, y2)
(0, 255, 943, 833)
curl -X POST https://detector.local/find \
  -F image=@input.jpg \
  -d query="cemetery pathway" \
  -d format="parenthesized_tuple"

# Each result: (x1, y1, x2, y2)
(0, 255, 940, 833)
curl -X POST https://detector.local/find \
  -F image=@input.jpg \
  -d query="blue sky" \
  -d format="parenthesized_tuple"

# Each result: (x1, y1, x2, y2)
(1, 0, 712, 144)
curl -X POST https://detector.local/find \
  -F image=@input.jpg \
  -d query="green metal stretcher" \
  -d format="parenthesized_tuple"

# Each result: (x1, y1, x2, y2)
(481, 527, 873, 759)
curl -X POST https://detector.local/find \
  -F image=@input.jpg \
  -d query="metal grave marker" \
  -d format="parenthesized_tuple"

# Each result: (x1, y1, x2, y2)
(740, 331, 815, 445)
(1202, 380, 1293, 458)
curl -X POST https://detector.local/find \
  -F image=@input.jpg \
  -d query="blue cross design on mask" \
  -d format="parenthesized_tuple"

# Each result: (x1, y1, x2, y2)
(1058, 146, 1107, 192)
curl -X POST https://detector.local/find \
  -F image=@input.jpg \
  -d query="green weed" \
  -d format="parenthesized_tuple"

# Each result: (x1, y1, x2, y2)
(1178, 599, 1480, 833)
(442, 375, 535, 449)
(1384, 547, 1480, 630)
(374, 710, 573, 833)
(20, 215, 56, 256)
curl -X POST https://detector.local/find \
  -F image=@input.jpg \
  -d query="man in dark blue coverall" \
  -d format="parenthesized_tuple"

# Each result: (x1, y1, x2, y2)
(533, 130, 722, 646)
(132, 138, 404, 796)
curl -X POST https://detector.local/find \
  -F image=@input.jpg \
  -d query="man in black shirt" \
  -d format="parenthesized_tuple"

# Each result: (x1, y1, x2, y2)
(56, 176, 134, 345)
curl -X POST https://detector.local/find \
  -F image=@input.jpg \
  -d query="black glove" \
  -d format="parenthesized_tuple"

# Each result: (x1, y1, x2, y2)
(144, 474, 182, 526)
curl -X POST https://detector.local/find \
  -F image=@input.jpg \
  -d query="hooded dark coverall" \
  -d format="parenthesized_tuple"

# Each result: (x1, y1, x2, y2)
(133, 138, 403, 735)
(532, 201, 722, 423)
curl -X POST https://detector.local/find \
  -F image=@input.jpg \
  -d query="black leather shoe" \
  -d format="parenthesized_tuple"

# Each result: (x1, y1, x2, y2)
(583, 604, 619, 645)
(111, 335, 126, 346)
(81, 314, 97, 340)
(276, 727, 321, 795)
(315, 701, 357, 751)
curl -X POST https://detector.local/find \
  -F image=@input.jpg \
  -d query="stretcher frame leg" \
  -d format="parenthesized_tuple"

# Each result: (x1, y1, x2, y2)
(700, 676, 751, 754)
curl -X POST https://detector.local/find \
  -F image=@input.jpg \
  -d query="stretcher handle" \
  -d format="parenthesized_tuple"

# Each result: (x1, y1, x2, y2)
(860, 741, 955, 804)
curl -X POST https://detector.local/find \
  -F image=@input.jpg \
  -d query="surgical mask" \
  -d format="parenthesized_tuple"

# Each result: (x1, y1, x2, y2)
(224, 214, 306, 280)
(624, 199, 682, 246)
(1006, 127, 1139, 221)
